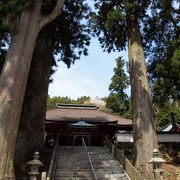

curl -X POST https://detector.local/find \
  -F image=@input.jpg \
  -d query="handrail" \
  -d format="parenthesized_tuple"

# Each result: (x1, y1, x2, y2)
(46, 135, 59, 180)
(82, 137, 88, 151)
(82, 138, 98, 180)
(105, 138, 149, 180)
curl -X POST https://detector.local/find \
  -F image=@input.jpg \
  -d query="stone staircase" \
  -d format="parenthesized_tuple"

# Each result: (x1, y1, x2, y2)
(54, 146, 127, 180)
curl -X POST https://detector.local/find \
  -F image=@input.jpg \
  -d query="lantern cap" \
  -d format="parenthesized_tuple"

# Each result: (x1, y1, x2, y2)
(27, 151, 43, 166)
(148, 149, 166, 163)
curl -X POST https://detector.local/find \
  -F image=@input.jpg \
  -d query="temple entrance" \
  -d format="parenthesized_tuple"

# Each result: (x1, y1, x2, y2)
(67, 120, 96, 146)
(74, 135, 90, 146)
(45, 107, 124, 146)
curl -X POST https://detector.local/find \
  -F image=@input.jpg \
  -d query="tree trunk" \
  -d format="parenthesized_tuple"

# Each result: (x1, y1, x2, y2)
(127, 12, 158, 176)
(0, 0, 63, 178)
(14, 26, 53, 179)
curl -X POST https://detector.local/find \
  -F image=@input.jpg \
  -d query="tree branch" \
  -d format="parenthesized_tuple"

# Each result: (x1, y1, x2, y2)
(39, 0, 65, 29)
(17, 1, 34, 12)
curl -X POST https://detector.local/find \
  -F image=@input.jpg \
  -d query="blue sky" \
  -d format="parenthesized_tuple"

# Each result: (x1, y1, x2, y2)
(48, 0, 130, 99)
(48, 37, 128, 99)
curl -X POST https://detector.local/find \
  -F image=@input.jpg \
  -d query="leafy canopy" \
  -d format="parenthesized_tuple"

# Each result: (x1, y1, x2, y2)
(89, 0, 150, 53)
(0, 0, 91, 73)
(143, 0, 180, 104)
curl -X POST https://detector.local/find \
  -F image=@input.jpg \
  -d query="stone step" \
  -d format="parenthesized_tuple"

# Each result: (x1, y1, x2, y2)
(56, 158, 114, 163)
(56, 162, 119, 167)
(56, 165, 120, 169)
(55, 174, 125, 178)
(55, 178, 126, 180)
(56, 170, 125, 177)
(54, 146, 127, 180)
(55, 172, 93, 176)
(55, 177, 94, 180)
(56, 168, 123, 173)
(56, 164, 122, 169)
(57, 157, 115, 160)
(55, 173, 126, 179)
(57, 159, 117, 162)
(55, 166, 124, 174)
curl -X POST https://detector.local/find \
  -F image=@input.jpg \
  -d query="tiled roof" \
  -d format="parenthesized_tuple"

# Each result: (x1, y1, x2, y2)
(46, 108, 132, 125)
(158, 122, 180, 132)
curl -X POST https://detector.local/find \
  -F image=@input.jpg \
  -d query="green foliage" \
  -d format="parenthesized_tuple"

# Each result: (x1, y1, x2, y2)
(0, 0, 91, 74)
(154, 102, 180, 128)
(52, 0, 91, 68)
(143, 0, 180, 105)
(92, 0, 179, 125)
(148, 34, 180, 105)
(76, 96, 90, 104)
(139, 0, 180, 128)
(100, 97, 108, 102)
(41, 0, 91, 69)
(47, 96, 76, 110)
(106, 94, 130, 117)
(90, 0, 179, 109)
(108, 57, 129, 94)
(90, 1, 126, 52)
(90, 0, 150, 52)
(47, 95, 91, 110)
(106, 57, 131, 118)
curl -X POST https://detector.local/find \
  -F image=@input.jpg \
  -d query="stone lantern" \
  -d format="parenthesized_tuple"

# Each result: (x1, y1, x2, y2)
(27, 151, 43, 180)
(148, 149, 166, 180)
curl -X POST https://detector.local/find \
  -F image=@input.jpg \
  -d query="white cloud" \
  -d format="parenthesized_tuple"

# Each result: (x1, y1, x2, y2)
(48, 63, 110, 99)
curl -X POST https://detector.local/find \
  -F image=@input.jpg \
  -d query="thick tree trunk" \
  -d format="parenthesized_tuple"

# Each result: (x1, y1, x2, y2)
(0, 3, 41, 179)
(0, 0, 63, 178)
(14, 27, 53, 179)
(127, 12, 158, 176)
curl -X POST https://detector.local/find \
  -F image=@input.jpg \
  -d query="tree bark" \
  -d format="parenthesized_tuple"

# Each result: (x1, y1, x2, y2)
(14, 26, 53, 179)
(127, 12, 158, 176)
(0, 0, 63, 178)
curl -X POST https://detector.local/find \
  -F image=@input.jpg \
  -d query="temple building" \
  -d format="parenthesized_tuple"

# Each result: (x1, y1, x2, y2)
(45, 104, 180, 146)
(45, 104, 132, 146)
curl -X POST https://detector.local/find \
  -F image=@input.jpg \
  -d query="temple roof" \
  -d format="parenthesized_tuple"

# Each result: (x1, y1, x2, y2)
(69, 120, 96, 127)
(158, 122, 180, 132)
(46, 107, 132, 125)
(158, 112, 180, 133)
